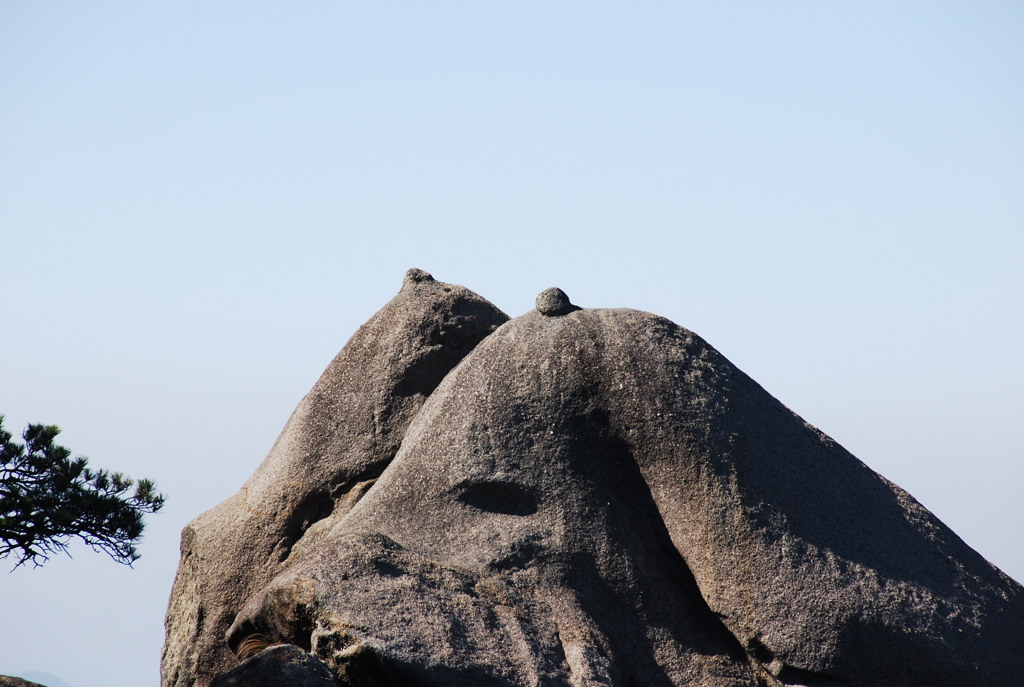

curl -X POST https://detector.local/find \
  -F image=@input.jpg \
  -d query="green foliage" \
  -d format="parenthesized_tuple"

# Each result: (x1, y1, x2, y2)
(0, 415, 165, 568)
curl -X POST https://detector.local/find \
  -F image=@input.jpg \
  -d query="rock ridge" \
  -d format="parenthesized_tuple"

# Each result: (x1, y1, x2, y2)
(164, 273, 1024, 687)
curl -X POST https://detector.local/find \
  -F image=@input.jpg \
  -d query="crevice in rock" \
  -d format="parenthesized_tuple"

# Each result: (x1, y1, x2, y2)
(275, 462, 391, 564)
(744, 637, 845, 687)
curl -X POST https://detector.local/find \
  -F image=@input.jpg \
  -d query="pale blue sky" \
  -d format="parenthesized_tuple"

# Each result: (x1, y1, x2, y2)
(2, 3, 1021, 686)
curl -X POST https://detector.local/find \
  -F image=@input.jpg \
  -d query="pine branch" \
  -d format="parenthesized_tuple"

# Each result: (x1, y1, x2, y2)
(0, 415, 165, 568)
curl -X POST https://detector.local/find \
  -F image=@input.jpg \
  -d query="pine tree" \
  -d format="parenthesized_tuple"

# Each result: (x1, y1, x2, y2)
(0, 415, 165, 567)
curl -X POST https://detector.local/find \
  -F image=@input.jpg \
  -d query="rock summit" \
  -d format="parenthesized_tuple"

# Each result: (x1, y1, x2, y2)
(164, 270, 1024, 687)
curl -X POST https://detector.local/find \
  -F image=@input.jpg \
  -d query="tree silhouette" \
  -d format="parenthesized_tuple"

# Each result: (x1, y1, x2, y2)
(0, 415, 165, 567)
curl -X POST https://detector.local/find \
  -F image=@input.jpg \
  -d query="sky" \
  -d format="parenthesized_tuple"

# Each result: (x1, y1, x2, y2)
(1, 2, 1021, 685)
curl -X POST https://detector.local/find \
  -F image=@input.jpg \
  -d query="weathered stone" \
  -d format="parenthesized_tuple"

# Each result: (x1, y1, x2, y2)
(535, 287, 579, 317)
(209, 644, 337, 687)
(167, 276, 1024, 686)
(161, 270, 508, 687)
(208, 647, 339, 687)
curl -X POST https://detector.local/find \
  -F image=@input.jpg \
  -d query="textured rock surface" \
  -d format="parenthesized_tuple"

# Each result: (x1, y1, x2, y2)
(165, 273, 1024, 687)
(209, 644, 338, 687)
(162, 270, 508, 687)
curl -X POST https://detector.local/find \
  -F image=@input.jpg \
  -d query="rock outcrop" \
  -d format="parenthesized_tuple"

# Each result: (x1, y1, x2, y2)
(164, 271, 1024, 687)
(162, 270, 508, 686)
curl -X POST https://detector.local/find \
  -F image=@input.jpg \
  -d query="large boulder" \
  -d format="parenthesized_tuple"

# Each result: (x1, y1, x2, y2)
(165, 276, 1024, 687)
(162, 269, 509, 687)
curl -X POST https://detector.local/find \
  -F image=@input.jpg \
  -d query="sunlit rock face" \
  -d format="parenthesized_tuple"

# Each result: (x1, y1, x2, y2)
(164, 271, 1024, 687)
(161, 270, 509, 687)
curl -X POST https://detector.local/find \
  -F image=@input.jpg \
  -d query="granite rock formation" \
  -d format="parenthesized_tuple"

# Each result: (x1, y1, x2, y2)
(164, 271, 1024, 687)
(162, 270, 508, 686)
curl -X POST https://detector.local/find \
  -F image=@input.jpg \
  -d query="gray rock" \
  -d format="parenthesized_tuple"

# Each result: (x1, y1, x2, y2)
(167, 275, 1024, 686)
(161, 270, 508, 687)
(209, 644, 338, 687)
(535, 287, 579, 317)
